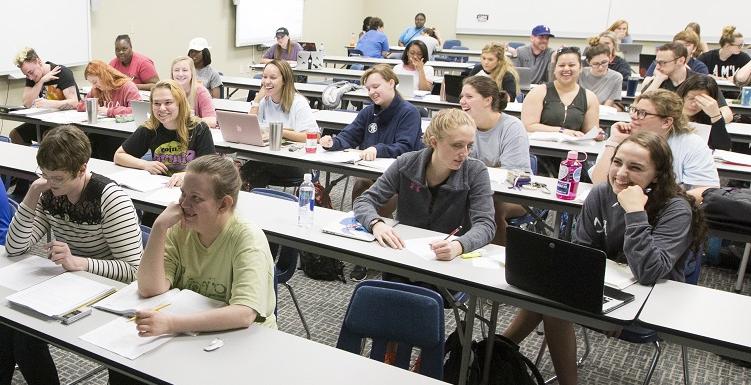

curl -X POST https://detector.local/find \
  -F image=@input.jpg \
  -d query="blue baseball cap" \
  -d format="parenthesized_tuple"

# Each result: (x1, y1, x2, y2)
(531, 25, 554, 37)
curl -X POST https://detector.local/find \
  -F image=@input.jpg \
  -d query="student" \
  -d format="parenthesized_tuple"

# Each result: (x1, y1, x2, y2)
(261, 27, 303, 65)
(521, 47, 600, 137)
(171, 56, 217, 128)
(591, 89, 720, 203)
(352, 108, 495, 260)
(393, 40, 435, 91)
(686, 22, 710, 56)
(398, 12, 426, 47)
(608, 19, 633, 44)
(642, 43, 733, 123)
(114, 80, 215, 187)
(187, 37, 223, 98)
(413, 27, 441, 61)
(10, 47, 80, 145)
(358, 16, 372, 40)
(698, 26, 750, 80)
(2, 125, 143, 385)
(76, 60, 140, 117)
(579, 44, 623, 108)
(588, 31, 631, 85)
(676, 75, 732, 150)
(511, 25, 555, 84)
(465, 42, 520, 101)
(110, 34, 159, 91)
(645, 30, 709, 76)
(110, 155, 275, 385)
(461, 76, 529, 245)
(356, 17, 390, 59)
(242, 59, 319, 188)
(319, 64, 422, 280)
(504, 130, 706, 385)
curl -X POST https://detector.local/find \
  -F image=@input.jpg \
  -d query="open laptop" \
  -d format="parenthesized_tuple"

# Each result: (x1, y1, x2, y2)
(443, 74, 467, 103)
(505, 227, 635, 314)
(298, 42, 317, 52)
(297, 51, 323, 70)
(216, 110, 268, 146)
(395, 72, 416, 99)
(131, 101, 150, 124)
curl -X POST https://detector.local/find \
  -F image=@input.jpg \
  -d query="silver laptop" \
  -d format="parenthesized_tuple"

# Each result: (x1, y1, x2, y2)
(131, 101, 150, 124)
(297, 51, 323, 70)
(396, 72, 415, 99)
(216, 110, 268, 146)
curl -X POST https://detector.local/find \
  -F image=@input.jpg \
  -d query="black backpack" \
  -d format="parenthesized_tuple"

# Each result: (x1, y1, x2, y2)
(701, 187, 751, 233)
(444, 326, 544, 385)
(299, 252, 346, 282)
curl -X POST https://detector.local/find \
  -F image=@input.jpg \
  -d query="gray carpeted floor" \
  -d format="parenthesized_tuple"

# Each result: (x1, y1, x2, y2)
(10, 173, 751, 385)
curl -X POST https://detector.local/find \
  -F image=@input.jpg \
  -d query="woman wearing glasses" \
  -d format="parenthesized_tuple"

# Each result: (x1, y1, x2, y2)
(590, 89, 719, 203)
(521, 46, 600, 137)
(261, 27, 303, 65)
(3, 125, 142, 385)
(579, 44, 623, 108)
(697, 25, 750, 80)
(588, 32, 632, 87)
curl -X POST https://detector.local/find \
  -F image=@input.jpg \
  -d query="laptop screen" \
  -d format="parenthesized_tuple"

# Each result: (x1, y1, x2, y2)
(443, 74, 467, 103)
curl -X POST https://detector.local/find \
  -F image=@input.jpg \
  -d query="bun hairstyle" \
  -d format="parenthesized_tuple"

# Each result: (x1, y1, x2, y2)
(462, 76, 508, 112)
(719, 25, 743, 47)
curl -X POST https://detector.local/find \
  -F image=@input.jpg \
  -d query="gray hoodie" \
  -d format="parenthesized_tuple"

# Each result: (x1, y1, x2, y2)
(354, 148, 496, 253)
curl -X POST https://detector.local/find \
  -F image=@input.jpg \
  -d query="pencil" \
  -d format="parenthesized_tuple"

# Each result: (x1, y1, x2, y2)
(128, 303, 171, 322)
(444, 225, 463, 240)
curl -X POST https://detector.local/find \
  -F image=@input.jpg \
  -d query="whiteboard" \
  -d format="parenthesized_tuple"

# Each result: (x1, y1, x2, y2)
(456, 0, 751, 42)
(0, 0, 91, 76)
(235, 0, 304, 47)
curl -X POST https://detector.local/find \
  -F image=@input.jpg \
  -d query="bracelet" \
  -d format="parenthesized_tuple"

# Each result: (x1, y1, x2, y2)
(370, 218, 385, 228)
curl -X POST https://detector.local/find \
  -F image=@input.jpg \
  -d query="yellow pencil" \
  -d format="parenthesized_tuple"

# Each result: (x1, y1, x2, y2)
(128, 303, 171, 322)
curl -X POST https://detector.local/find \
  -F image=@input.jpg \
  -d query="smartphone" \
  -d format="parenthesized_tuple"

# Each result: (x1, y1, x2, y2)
(58, 307, 92, 325)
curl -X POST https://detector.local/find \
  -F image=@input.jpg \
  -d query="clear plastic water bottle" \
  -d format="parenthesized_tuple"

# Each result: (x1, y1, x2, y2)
(556, 151, 582, 200)
(298, 173, 315, 228)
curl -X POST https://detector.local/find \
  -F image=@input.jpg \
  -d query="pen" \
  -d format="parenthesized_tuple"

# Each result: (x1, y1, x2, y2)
(444, 225, 463, 240)
(128, 303, 171, 322)
(612, 187, 652, 207)
(46, 228, 55, 259)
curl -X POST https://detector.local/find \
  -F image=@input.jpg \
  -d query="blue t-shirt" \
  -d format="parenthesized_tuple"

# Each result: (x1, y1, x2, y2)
(356, 30, 389, 58)
(398, 26, 424, 45)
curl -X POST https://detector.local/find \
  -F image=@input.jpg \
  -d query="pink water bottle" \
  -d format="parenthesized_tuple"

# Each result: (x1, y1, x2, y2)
(556, 151, 583, 200)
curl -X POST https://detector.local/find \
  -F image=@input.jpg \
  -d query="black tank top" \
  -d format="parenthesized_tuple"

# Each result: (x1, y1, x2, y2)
(540, 82, 588, 130)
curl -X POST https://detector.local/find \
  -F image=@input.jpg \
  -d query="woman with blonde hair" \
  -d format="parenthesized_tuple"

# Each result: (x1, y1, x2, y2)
(465, 42, 520, 101)
(171, 56, 217, 128)
(607, 19, 632, 44)
(697, 25, 750, 80)
(114, 80, 215, 187)
(587, 31, 631, 84)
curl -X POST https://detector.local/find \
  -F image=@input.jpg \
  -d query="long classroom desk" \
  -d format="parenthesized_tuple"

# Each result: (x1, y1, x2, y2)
(322, 55, 475, 74)
(388, 45, 484, 58)
(0, 250, 445, 385)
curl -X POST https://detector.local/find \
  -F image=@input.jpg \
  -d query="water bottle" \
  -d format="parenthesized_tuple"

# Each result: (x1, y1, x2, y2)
(298, 173, 315, 228)
(349, 33, 356, 47)
(319, 42, 326, 58)
(556, 151, 583, 200)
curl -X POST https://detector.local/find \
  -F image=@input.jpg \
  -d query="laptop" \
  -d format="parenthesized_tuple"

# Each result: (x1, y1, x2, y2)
(131, 101, 150, 124)
(297, 51, 323, 70)
(395, 72, 416, 99)
(298, 42, 317, 52)
(216, 110, 269, 146)
(505, 227, 635, 314)
(620, 43, 643, 64)
(443, 74, 467, 103)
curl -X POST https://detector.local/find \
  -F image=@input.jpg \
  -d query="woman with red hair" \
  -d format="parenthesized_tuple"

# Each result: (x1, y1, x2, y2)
(76, 59, 140, 117)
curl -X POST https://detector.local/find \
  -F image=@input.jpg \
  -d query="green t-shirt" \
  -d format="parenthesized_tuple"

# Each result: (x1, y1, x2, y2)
(164, 215, 277, 328)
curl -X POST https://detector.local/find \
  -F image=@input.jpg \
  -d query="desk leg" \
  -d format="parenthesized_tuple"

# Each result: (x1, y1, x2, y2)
(458, 295, 477, 385)
(734, 243, 750, 292)
(480, 301, 500, 385)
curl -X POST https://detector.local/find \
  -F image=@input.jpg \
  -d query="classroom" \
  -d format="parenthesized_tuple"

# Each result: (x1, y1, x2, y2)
(0, 0, 750, 384)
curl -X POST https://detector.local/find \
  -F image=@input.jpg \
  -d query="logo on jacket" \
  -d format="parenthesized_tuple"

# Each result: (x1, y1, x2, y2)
(409, 181, 422, 192)
(368, 122, 378, 133)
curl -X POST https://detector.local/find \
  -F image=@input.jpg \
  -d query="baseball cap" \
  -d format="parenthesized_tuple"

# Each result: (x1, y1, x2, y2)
(275, 27, 289, 38)
(531, 25, 554, 37)
(188, 37, 210, 51)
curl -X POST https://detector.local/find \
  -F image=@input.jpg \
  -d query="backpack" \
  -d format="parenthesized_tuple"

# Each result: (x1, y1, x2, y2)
(321, 81, 360, 109)
(299, 179, 345, 282)
(701, 187, 751, 233)
(444, 326, 544, 385)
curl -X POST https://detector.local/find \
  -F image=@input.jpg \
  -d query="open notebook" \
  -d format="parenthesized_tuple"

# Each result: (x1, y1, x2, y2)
(0, 254, 65, 291)
(109, 169, 170, 192)
(6, 273, 116, 319)
(321, 211, 397, 242)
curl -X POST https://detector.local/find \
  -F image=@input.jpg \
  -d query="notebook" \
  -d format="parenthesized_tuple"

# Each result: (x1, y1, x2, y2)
(216, 110, 269, 146)
(109, 169, 169, 192)
(6, 273, 116, 319)
(505, 227, 635, 314)
(321, 211, 397, 242)
(131, 100, 150, 124)
(0, 254, 65, 291)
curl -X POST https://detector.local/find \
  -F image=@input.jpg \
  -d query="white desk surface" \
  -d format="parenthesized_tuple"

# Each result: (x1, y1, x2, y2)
(389, 45, 483, 57)
(0, 252, 444, 385)
(323, 55, 475, 71)
(638, 280, 751, 362)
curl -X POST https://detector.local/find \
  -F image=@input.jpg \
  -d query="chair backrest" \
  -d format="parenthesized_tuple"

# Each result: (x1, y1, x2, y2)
(250, 188, 299, 286)
(448, 46, 469, 63)
(140, 224, 151, 248)
(0, 136, 11, 143)
(218, 71, 225, 99)
(250, 188, 298, 202)
(516, 67, 533, 90)
(336, 280, 445, 379)
(508, 42, 525, 49)
(443, 39, 461, 49)
(347, 48, 364, 57)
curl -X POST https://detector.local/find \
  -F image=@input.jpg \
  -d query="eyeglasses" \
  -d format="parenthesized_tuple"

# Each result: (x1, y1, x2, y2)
(589, 60, 610, 68)
(35, 167, 72, 184)
(729, 42, 746, 48)
(655, 58, 677, 66)
(628, 106, 665, 120)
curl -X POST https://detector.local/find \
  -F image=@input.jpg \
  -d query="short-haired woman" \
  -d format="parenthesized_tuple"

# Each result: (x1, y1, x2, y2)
(579, 44, 623, 108)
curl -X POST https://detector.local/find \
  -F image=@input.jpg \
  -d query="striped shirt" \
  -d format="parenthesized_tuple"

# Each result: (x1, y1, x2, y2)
(6, 173, 142, 283)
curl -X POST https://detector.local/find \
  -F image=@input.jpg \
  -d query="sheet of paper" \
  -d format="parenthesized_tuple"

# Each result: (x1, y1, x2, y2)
(145, 188, 181, 204)
(8, 108, 53, 116)
(310, 150, 360, 163)
(604, 259, 637, 290)
(6, 273, 115, 318)
(109, 169, 169, 192)
(79, 316, 174, 360)
(0, 255, 65, 291)
(93, 282, 181, 316)
(528, 128, 600, 143)
(404, 236, 457, 260)
(713, 149, 751, 167)
(356, 158, 396, 171)
(34, 110, 88, 124)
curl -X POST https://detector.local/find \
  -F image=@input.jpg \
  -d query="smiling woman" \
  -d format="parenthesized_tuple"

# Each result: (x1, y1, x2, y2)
(170, 56, 217, 128)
